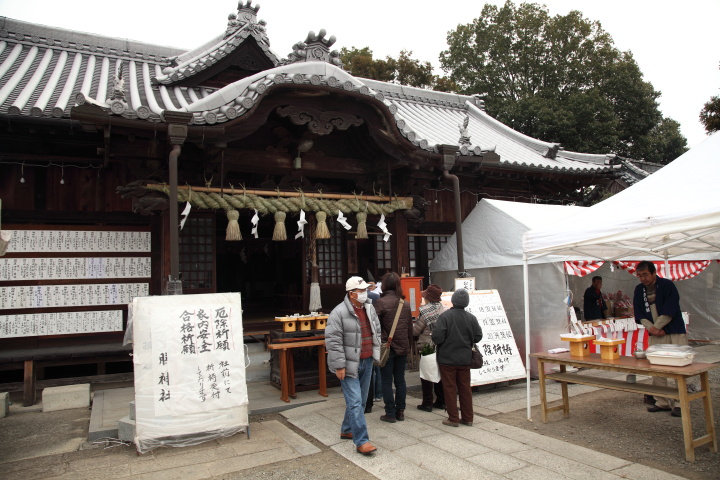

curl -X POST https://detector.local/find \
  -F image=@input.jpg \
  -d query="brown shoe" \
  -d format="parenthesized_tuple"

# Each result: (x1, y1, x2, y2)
(460, 419, 473, 426)
(380, 414, 396, 423)
(396, 409, 405, 421)
(356, 442, 377, 455)
(442, 419, 459, 427)
(340, 432, 353, 440)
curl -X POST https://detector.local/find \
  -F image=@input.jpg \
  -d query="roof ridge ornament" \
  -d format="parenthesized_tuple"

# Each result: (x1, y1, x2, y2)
(458, 115, 471, 146)
(284, 29, 342, 67)
(225, 1, 264, 39)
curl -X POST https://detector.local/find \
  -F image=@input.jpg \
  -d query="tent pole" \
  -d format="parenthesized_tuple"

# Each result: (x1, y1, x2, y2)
(663, 253, 670, 278)
(523, 254, 532, 421)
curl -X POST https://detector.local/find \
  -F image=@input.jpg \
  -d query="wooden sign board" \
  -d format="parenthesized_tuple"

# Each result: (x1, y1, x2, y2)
(440, 289, 526, 386)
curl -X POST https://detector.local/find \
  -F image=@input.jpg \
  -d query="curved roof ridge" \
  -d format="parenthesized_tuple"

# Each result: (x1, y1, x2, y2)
(183, 62, 364, 113)
(558, 150, 615, 164)
(466, 103, 554, 154)
(359, 78, 471, 109)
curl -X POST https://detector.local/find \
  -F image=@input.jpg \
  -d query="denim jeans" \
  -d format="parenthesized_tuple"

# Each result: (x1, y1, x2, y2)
(373, 365, 383, 397)
(340, 356, 374, 446)
(380, 349, 407, 417)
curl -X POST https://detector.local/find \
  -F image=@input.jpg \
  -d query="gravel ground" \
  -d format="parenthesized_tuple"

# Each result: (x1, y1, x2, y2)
(481, 368, 720, 480)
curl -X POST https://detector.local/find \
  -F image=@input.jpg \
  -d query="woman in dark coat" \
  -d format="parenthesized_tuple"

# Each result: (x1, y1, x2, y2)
(374, 272, 413, 422)
(432, 288, 483, 427)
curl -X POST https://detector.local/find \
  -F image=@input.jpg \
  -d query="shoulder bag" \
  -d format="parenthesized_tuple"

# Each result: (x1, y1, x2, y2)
(471, 343, 483, 369)
(376, 299, 404, 367)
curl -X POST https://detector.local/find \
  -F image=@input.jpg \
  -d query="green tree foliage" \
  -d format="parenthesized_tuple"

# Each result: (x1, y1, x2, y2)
(439, 1, 686, 162)
(340, 47, 457, 92)
(699, 95, 720, 133)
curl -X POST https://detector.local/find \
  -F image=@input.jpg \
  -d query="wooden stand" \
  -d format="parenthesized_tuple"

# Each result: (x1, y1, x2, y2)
(532, 352, 719, 462)
(560, 335, 595, 357)
(594, 338, 626, 360)
(267, 339, 328, 403)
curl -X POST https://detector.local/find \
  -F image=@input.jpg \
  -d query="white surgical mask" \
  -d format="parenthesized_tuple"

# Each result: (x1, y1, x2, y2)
(355, 292, 368, 304)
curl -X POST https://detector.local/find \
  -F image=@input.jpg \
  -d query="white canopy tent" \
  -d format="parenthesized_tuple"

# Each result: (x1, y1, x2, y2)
(521, 132, 720, 419)
(430, 199, 586, 380)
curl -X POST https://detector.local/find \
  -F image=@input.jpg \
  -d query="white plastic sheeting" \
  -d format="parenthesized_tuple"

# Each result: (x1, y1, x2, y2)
(131, 293, 249, 454)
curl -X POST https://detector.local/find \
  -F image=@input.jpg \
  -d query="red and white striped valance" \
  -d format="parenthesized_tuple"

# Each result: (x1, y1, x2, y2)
(613, 260, 712, 281)
(565, 260, 714, 281)
(564, 261, 604, 277)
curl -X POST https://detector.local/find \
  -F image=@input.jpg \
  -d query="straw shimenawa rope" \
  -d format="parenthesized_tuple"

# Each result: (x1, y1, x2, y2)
(146, 185, 411, 216)
(144, 185, 412, 241)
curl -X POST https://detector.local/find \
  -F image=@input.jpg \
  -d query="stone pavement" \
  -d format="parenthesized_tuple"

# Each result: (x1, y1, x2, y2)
(3, 344, 719, 479)
(282, 396, 687, 480)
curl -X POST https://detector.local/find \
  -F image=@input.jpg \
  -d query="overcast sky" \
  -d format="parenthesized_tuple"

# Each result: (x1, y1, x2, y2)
(2, 0, 718, 149)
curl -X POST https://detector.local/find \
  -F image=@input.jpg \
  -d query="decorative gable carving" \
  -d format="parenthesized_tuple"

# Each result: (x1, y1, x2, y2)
(276, 106, 363, 136)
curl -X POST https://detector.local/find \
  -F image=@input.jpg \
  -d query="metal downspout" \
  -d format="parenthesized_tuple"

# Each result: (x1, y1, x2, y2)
(439, 145, 466, 277)
(169, 144, 181, 282)
(442, 168, 466, 276)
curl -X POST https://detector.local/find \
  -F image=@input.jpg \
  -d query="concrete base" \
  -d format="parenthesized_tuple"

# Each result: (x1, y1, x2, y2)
(0, 392, 9, 418)
(118, 415, 135, 443)
(88, 387, 134, 441)
(42, 384, 90, 412)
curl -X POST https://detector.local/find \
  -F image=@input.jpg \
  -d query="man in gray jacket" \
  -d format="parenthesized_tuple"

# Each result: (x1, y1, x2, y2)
(325, 276, 382, 456)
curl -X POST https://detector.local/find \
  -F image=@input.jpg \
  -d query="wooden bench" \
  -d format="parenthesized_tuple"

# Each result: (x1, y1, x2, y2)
(532, 352, 718, 462)
(0, 343, 132, 406)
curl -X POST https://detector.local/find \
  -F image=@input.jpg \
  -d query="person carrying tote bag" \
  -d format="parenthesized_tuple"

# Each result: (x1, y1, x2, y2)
(374, 272, 413, 423)
(414, 284, 446, 411)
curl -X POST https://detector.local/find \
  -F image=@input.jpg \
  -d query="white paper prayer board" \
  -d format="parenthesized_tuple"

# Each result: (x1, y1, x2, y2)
(131, 293, 248, 453)
(454, 277, 475, 292)
(441, 289, 526, 386)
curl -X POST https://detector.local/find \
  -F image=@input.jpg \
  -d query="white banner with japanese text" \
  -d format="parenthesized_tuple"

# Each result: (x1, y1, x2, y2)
(131, 293, 248, 453)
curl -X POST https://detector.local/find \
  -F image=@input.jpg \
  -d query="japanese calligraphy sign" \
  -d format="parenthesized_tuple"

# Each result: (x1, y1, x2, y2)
(130, 293, 248, 453)
(441, 289, 526, 386)
(454, 277, 475, 292)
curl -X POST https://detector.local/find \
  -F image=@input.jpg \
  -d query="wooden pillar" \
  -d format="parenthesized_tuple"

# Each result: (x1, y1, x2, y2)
(391, 212, 409, 275)
(24, 360, 36, 407)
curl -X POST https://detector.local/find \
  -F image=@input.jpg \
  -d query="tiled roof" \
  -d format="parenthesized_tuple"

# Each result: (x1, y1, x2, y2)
(0, 9, 624, 175)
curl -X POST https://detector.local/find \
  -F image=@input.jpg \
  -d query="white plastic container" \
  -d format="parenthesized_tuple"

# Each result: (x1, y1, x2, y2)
(645, 344, 695, 366)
